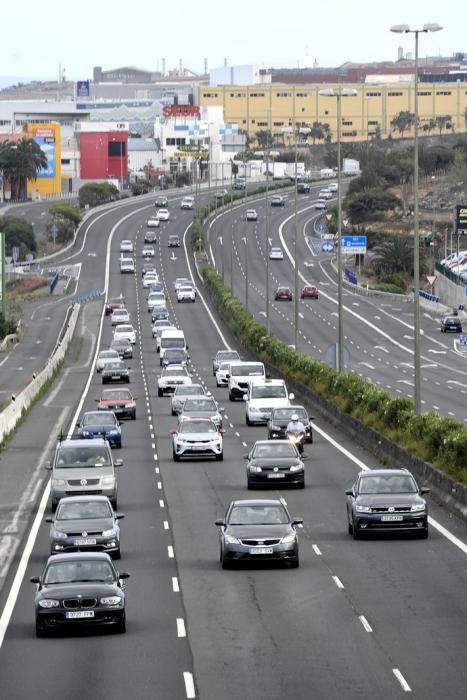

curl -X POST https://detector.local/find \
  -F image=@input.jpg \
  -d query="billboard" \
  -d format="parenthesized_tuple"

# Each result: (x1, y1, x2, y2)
(27, 123, 61, 196)
(31, 126, 56, 178)
(456, 205, 467, 235)
(76, 80, 90, 97)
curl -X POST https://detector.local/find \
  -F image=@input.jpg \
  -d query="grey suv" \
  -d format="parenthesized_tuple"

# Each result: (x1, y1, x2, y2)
(47, 438, 122, 511)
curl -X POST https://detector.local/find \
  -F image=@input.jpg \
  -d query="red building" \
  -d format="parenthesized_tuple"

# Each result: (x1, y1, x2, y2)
(77, 122, 128, 181)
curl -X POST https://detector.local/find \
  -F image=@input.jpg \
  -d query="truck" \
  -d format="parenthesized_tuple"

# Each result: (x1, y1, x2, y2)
(319, 168, 335, 179)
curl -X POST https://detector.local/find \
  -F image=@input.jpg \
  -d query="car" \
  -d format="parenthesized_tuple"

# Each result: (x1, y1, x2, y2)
(313, 200, 327, 210)
(245, 379, 294, 425)
(318, 189, 332, 199)
(147, 291, 166, 313)
(228, 361, 266, 401)
(215, 361, 231, 387)
(146, 217, 160, 228)
(76, 411, 122, 448)
(245, 440, 305, 489)
(119, 240, 133, 253)
(96, 349, 120, 373)
(157, 365, 192, 396)
(179, 396, 224, 428)
(151, 306, 170, 322)
(267, 405, 314, 444)
(46, 437, 121, 510)
(102, 359, 130, 385)
(113, 324, 136, 345)
(141, 263, 157, 278)
(271, 195, 286, 207)
(212, 349, 241, 375)
(30, 552, 129, 636)
(246, 209, 258, 221)
(300, 285, 319, 299)
(142, 273, 160, 289)
(328, 182, 338, 192)
(297, 182, 310, 194)
(215, 498, 302, 568)
(233, 178, 246, 190)
(152, 319, 175, 341)
(275, 286, 293, 301)
(440, 316, 462, 333)
(156, 208, 170, 221)
(144, 230, 158, 244)
(155, 195, 168, 207)
(440, 250, 466, 267)
(171, 418, 224, 461)
(174, 277, 190, 292)
(120, 258, 135, 274)
(180, 196, 194, 209)
(177, 285, 196, 303)
(110, 308, 130, 326)
(345, 468, 430, 539)
(269, 247, 284, 260)
(171, 384, 207, 416)
(110, 337, 133, 360)
(142, 245, 155, 258)
(147, 281, 165, 295)
(45, 495, 124, 558)
(162, 347, 189, 368)
(105, 297, 125, 316)
(168, 234, 181, 247)
(213, 189, 228, 200)
(96, 388, 138, 420)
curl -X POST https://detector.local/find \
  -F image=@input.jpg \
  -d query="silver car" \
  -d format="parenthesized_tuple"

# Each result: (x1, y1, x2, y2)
(179, 396, 224, 429)
(212, 349, 240, 375)
(171, 384, 207, 416)
(96, 349, 120, 373)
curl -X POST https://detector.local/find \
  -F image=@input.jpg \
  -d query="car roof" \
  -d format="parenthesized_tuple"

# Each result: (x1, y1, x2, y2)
(358, 468, 410, 477)
(58, 437, 108, 447)
(56, 495, 112, 504)
(82, 410, 115, 418)
(45, 551, 114, 564)
(231, 498, 286, 507)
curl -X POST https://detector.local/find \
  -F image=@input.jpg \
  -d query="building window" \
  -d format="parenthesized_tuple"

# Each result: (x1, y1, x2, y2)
(366, 92, 381, 97)
(273, 121, 284, 126)
(436, 91, 452, 96)
(108, 142, 126, 157)
(230, 92, 245, 98)
(250, 92, 265, 97)
(368, 120, 379, 126)
(342, 120, 353, 126)
(276, 92, 292, 97)
(0, 120, 11, 126)
(388, 91, 403, 96)
(417, 91, 432, 96)
(257, 121, 268, 126)
(296, 92, 308, 97)
(202, 92, 218, 98)
(61, 159, 71, 164)
(342, 130, 357, 137)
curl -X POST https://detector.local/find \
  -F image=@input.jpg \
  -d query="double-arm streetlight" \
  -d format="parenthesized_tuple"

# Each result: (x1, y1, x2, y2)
(390, 22, 442, 414)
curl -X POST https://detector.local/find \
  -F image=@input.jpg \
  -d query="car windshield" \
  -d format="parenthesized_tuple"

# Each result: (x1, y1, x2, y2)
(99, 351, 117, 359)
(82, 413, 116, 426)
(56, 500, 113, 520)
(251, 386, 286, 399)
(116, 325, 133, 333)
(112, 340, 129, 348)
(179, 286, 193, 292)
(166, 349, 186, 358)
(217, 351, 239, 361)
(43, 559, 115, 585)
(162, 338, 185, 349)
(273, 408, 307, 421)
(229, 505, 289, 525)
(233, 365, 263, 376)
(163, 367, 188, 376)
(102, 390, 132, 401)
(184, 399, 216, 411)
(179, 421, 217, 434)
(105, 361, 125, 370)
(358, 475, 418, 494)
(218, 362, 230, 371)
(252, 443, 296, 458)
(55, 445, 112, 468)
(175, 385, 203, 396)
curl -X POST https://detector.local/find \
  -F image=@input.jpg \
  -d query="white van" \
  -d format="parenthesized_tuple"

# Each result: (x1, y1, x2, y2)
(159, 329, 187, 365)
(227, 361, 266, 401)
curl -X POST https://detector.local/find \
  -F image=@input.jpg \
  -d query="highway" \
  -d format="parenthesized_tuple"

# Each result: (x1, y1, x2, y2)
(0, 190, 466, 699)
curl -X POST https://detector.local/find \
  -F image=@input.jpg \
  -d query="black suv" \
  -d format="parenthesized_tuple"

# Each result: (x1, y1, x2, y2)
(297, 182, 310, 194)
(346, 469, 429, 539)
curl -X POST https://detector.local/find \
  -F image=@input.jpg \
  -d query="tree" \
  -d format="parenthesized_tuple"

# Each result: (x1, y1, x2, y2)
(421, 118, 437, 134)
(372, 235, 414, 276)
(0, 138, 48, 200)
(256, 130, 272, 149)
(0, 215, 37, 257)
(390, 111, 416, 138)
(346, 189, 401, 224)
(435, 115, 452, 135)
(78, 182, 119, 208)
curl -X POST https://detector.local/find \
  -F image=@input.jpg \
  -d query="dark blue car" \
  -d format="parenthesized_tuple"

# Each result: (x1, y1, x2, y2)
(76, 411, 122, 448)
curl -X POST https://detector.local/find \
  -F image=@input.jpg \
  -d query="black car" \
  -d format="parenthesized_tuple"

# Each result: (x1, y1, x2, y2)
(46, 495, 124, 558)
(168, 234, 181, 247)
(346, 469, 430, 539)
(268, 405, 314, 444)
(245, 440, 305, 489)
(144, 231, 158, 244)
(162, 347, 189, 368)
(76, 411, 122, 448)
(30, 552, 129, 636)
(155, 196, 168, 207)
(215, 499, 302, 568)
(440, 316, 462, 333)
(110, 337, 133, 359)
(151, 306, 170, 322)
(102, 360, 130, 384)
(297, 182, 311, 194)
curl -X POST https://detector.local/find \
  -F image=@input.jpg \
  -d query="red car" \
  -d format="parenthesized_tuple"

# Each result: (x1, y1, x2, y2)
(300, 285, 319, 299)
(275, 286, 293, 301)
(105, 299, 125, 316)
(95, 388, 138, 420)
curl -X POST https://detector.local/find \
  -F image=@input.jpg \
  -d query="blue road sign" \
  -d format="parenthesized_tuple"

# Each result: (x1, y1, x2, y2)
(341, 235, 367, 254)
(321, 242, 334, 253)
(459, 334, 467, 346)
(317, 223, 325, 232)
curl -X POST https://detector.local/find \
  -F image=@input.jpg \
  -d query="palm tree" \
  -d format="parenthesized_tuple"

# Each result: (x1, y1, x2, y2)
(0, 138, 48, 200)
(372, 235, 413, 276)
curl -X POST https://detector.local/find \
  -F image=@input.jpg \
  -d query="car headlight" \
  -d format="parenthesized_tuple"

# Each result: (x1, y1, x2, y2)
(281, 533, 297, 544)
(52, 529, 67, 540)
(101, 476, 115, 487)
(249, 465, 262, 472)
(102, 527, 117, 537)
(81, 430, 92, 436)
(100, 596, 122, 606)
(108, 429, 119, 435)
(289, 464, 304, 472)
(52, 479, 66, 487)
(38, 599, 60, 608)
(411, 504, 426, 513)
(225, 535, 240, 545)
(356, 505, 372, 513)
(248, 406, 261, 414)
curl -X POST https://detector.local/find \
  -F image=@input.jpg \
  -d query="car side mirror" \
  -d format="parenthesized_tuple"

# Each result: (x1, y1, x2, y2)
(243, 455, 248, 459)
(226, 374, 230, 379)
(266, 372, 270, 378)
(45, 517, 54, 524)
(30, 576, 40, 585)
(44, 462, 52, 471)
(116, 514, 125, 520)
(219, 406, 225, 412)
(114, 459, 123, 467)
(345, 488, 354, 496)
(292, 518, 303, 526)
(170, 429, 177, 435)
(243, 395, 248, 401)
(119, 572, 131, 580)
(214, 519, 226, 527)
(289, 393, 295, 400)
(309, 416, 315, 421)
(75, 422, 80, 428)
(420, 486, 430, 495)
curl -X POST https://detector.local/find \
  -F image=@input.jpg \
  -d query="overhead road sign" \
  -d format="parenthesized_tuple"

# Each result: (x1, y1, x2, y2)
(341, 235, 367, 255)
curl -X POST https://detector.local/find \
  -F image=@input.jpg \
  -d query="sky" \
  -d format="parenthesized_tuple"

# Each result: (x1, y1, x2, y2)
(1, 0, 466, 87)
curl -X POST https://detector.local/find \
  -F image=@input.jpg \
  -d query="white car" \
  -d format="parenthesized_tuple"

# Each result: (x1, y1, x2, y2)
(177, 285, 196, 303)
(269, 247, 284, 260)
(143, 273, 160, 289)
(157, 365, 192, 396)
(142, 245, 155, 258)
(318, 189, 332, 199)
(328, 183, 338, 192)
(181, 197, 194, 210)
(215, 361, 231, 387)
(147, 291, 166, 313)
(171, 384, 207, 415)
(120, 240, 133, 253)
(246, 209, 258, 221)
(313, 200, 327, 210)
(146, 217, 160, 228)
(96, 349, 120, 373)
(113, 324, 137, 345)
(152, 320, 175, 340)
(171, 418, 223, 461)
(120, 258, 135, 273)
(174, 277, 190, 292)
(156, 208, 170, 221)
(245, 379, 294, 425)
(110, 308, 130, 326)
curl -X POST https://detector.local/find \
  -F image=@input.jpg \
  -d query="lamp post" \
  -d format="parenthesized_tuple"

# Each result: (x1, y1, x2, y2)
(293, 91, 299, 351)
(265, 107, 272, 334)
(242, 236, 249, 312)
(319, 87, 358, 372)
(390, 22, 443, 414)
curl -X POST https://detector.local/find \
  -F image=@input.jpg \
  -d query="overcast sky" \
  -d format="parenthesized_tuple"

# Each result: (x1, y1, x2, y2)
(1, 0, 465, 86)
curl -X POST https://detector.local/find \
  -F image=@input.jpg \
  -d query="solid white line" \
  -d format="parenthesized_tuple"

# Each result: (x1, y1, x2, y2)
(172, 576, 180, 592)
(393, 668, 412, 692)
(168, 545, 174, 558)
(183, 672, 196, 699)
(177, 618, 186, 637)
(332, 575, 344, 589)
(359, 615, 373, 633)
(312, 544, 322, 556)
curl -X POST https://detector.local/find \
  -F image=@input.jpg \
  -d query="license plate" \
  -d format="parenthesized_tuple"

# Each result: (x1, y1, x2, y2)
(66, 610, 95, 619)
(191, 446, 206, 451)
(74, 538, 97, 546)
(112, 375, 120, 380)
(381, 515, 403, 522)
(249, 548, 273, 555)
(267, 473, 285, 478)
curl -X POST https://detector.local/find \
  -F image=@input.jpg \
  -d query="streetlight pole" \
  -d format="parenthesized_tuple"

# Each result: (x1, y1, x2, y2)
(230, 166, 234, 293)
(293, 90, 299, 350)
(390, 22, 443, 414)
(265, 150, 270, 333)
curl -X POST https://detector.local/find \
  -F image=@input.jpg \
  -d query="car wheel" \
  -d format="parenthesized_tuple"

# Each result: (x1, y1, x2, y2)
(131, 411, 136, 420)
(229, 393, 235, 401)
(290, 556, 300, 569)
(113, 548, 121, 560)
(352, 520, 360, 540)
(111, 498, 118, 510)
(51, 500, 58, 513)
(221, 553, 231, 570)
(102, 377, 107, 384)
(126, 377, 130, 384)
(114, 614, 126, 634)
(158, 389, 162, 397)
(173, 450, 180, 462)
(35, 619, 47, 638)
(419, 527, 429, 539)
(246, 414, 251, 426)
(247, 480, 255, 490)
(216, 452, 224, 461)
(297, 479, 305, 489)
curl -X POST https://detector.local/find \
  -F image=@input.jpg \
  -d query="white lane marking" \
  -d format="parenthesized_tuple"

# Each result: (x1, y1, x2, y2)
(374, 345, 389, 353)
(312, 544, 322, 556)
(155, 466, 160, 474)
(447, 380, 467, 388)
(332, 575, 344, 589)
(242, 441, 248, 447)
(397, 379, 414, 387)
(358, 362, 375, 370)
(159, 499, 165, 508)
(157, 481, 162, 490)
(177, 618, 187, 637)
(359, 615, 373, 633)
(163, 521, 169, 530)
(421, 363, 438, 369)
(183, 672, 196, 699)
(168, 545, 174, 558)
(172, 576, 180, 592)
(235, 431, 240, 437)
(427, 349, 446, 355)
(393, 669, 412, 692)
